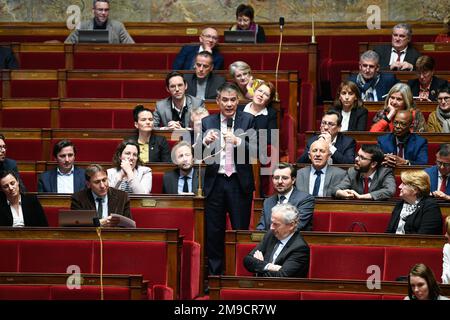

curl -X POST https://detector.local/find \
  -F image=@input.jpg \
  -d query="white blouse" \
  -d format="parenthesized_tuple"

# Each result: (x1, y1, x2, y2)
(443, 243, 450, 284)
(107, 166, 152, 194)
(8, 197, 24, 228)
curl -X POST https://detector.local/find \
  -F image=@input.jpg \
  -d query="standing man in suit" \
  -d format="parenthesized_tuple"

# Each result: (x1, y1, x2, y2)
(348, 50, 399, 101)
(185, 51, 226, 100)
(71, 164, 132, 227)
(38, 140, 85, 193)
(297, 110, 356, 164)
(202, 82, 256, 275)
(172, 27, 224, 70)
(378, 110, 428, 166)
(296, 139, 346, 197)
(65, 0, 134, 44)
(154, 71, 205, 130)
(257, 162, 314, 231)
(374, 23, 421, 71)
(0, 134, 26, 191)
(244, 203, 310, 277)
(334, 144, 396, 200)
(425, 143, 450, 201)
(162, 141, 202, 195)
(0, 46, 18, 69)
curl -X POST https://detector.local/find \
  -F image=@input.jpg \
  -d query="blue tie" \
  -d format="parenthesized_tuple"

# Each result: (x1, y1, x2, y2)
(312, 170, 323, 196)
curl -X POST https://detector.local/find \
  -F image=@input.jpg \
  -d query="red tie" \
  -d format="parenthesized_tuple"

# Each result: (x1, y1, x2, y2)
(363, 177, 370, 194)
(440, 176, 448, 193)
(397, 143, 404, 158)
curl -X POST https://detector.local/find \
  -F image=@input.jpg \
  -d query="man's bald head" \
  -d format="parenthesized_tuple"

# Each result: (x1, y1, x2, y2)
(309, 139, 331, 170)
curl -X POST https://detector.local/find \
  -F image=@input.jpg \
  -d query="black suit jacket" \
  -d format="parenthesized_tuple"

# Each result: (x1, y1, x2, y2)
(201, 111, 256, 197)
(374, 44, 421, 71)
(331, 106, 369, 131)
(185, 72, 226, 100)
(172, 45, 224, 70)
(0, 193, 48, 227)
(70, 188, 131, 219)
(0, 46, 18, 69)
(162, 168, 202, 194)
(407, 76, 449, 101)
(297, 133, 356, 164)
(128, 135, 171, 163)
(37, 167, 86, 193)
(386, 197, 442, 235)
(244, 230, 310, 277)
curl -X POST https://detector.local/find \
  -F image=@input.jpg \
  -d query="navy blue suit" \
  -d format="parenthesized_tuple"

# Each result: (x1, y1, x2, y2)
(0, 46, 18, 69)
(377, 133, 428, 165)
(172, 45, 224, 70)
(297, 133, 356, 164)
(37, 167, 86, 193)
(202, 110, 255, 275)
(348, 72, 399, 101)
(425, 166, 450, 194)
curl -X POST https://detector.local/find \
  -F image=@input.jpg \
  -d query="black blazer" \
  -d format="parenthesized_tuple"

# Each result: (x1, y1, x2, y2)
(201, 111, 256, 197)
(331, 106, 369, 131)
(297, 133, 356, 164)
(162, 168, 203, 194)
(185, 72, 226, 100)
(237, 104, 278, 144)
(386, 196, 443, 235)
(0, 46, 18, 69)
(0, 193, 48, 227)
(407, 76, 449, 101)
(374, 44, 421, 71)
(128, 135, 171, 163)
(244, 230, 310, 277)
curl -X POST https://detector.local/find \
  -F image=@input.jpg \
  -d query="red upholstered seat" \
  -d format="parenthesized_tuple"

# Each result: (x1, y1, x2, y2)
(55, 139, 121, 162)
(19, 53, 65, 69)
(113, 109, 134, 129)
(20, 172, 37, 192)
(223, 53, 263, 71)
(43, 207, 69, 227)
(121, 53, 172, 69)
(220, 289, 301, 300)
(301, 291, 381, 300)
(0, 240, 19, 272)
(5, 139, 42, 161)
(382, 294, 404, 300)
(73, 53, 121, 69)
(235, 243, 256, 276)
(10, 80, 58, 98)
(50, 285, 130, 300)
(122, 80, 167, 99)
(2, 109, 51, 128)
(59, 109, 114, 128)
(0, 285, 51, 300)
(312, 211, 331, 232)
(383, 247, 443, 281)
(67, 80, 122, 98)
(328, 212, 391, 233)
(428, 143, 439, 165)
(150, 172, 163, 194)
(309, 245, 385, 280)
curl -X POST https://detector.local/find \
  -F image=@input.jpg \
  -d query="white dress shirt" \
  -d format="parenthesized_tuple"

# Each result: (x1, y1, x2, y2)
(389, 47, 407, 66)
(8, 196, 24, 227)
(309, 165, 328, 197)
(92, 192, 109, 219)
(57, 167, 74, 193)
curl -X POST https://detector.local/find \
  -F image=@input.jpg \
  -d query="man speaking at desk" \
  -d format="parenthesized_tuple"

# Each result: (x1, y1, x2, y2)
(202, 82, 256, 275)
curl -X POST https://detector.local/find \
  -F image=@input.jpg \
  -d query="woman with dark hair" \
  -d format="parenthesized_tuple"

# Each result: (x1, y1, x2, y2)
(0, 170, 48, 227)
(107, 140, 152, 194)
(386, 170, 442, 235)
(405, 263, 449, 300)
(128, 105, 171, 163)
(229, 4, 266, 43)
(331, 81, 368, 131)
(427, 87, 450, 133)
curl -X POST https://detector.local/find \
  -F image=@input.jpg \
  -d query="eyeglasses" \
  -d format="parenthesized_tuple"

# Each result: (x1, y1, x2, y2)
(0, 145, 6, 151)
(437, 96, 450, 102)
(436, 160, 450, 168)
(393, 120, 409, 128)
(356, 154, 372, 161)
(201, 34, 218, 41)
(320, 121, 337, 127)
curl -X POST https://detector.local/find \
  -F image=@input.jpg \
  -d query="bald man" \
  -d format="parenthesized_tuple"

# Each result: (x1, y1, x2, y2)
(172, 27, 224, 70)
(296, 139, 346, 197)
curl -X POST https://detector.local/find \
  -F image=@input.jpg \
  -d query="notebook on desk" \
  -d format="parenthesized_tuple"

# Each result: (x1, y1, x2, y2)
(58, 210, 99, 227)
(78, 30, 109, 43)
(224, 30, 256, 43)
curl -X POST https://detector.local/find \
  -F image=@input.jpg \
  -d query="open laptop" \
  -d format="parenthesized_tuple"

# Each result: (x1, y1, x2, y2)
(78, 30, 109, 43)
(58, 210, 99, 227)
(224, 30, 256, 43)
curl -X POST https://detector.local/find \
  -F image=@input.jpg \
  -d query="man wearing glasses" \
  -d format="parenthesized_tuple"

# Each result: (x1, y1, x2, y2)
(333, 144, 396, 200)
(425, 143, 450, 201)
(297, 110, 355, 164)
(173, 27, 224, 70)
(65, 0, 134, 44)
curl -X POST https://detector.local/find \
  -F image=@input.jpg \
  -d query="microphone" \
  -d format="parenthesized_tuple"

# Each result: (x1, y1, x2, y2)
(279, 17, 285, 32)
(227, 117, 233, 132)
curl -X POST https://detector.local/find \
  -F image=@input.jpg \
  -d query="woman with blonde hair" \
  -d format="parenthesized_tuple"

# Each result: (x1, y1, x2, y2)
(370, 82, 426, 132)
(386, 170, 442, 235)
(229, 60, 263, 100)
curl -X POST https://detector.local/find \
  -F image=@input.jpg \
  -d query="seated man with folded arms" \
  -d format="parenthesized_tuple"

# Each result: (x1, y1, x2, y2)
(297, 110, 356, 164)
(163, 141, 202, 195)
(296, 139, 346, 197)
(71, 164, 132, 227)
(0, 134, 26, 191)
(425, 143, 450, 201)
(185, 51, 226, 100)
(348, 50, 399, 102)
(172, 27, 224, 70)
(377, 110, 428, 167)
(154, 71, 205, 130)
(244, 203, 310, 277)
(257, 163, 314, 231)
(38, 140, 85, 193)
(334, 144, 396, 200)
(65, 0, 134, 44)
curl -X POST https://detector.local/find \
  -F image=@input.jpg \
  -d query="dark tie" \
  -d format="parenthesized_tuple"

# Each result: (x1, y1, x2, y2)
(278, 195, 286, 204)
(312, 170, 323, 196)
(396, 50, 404, 62)
(182, 175, 189, 193)
(440, 176, 448, 193)
(397, 143, 404, 158)
(363, 176, 371, 194)
(96, 197, 103, 219)
(270, 240, 282, 263)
